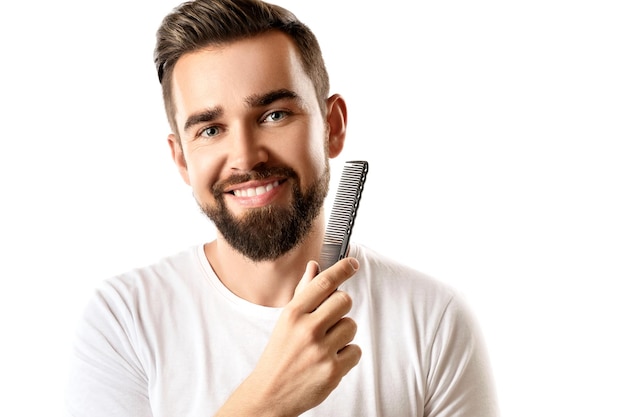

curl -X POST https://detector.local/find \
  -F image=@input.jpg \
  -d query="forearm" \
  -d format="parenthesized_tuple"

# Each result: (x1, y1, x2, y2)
(213, 372, 296, 417)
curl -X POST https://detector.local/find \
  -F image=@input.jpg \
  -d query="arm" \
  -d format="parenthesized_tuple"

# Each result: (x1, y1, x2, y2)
(214, 258, 362, 417)
(424, 295, 500, 417)
(65, 285, 152, 417)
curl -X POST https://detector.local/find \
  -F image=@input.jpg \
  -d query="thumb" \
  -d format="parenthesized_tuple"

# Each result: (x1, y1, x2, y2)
(293, 260, 319, 298)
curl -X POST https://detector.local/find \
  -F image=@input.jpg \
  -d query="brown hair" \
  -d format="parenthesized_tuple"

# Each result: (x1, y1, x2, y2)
(154, 0, 330, 137)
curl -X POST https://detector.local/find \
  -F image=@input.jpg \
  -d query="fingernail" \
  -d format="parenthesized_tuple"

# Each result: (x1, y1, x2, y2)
(349, 258, 360, 270)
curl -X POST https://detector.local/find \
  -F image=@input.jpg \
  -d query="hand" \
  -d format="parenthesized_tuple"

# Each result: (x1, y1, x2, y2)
(216, 257, 362, 417)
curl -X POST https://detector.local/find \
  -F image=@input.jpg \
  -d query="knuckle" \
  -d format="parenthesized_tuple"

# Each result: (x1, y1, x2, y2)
(315, 274, 335, 292)
(281, 304, 299, 321)
(334, 290, 353, 309)
(343, 316, 357, 335)
(281, 303, 306, 326)
(321, 359, 343, 383)
(348, 345, 363, 366)
(297, 324, 318, 344)
(336, 317, 357, 343)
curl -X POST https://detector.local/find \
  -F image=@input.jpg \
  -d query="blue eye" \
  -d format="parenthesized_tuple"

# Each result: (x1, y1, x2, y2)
(201, 126, 220, 137)
(264, 111, 288, 123)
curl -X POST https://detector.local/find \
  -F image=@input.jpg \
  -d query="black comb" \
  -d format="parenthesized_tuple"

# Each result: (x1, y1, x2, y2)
(319, 160, 369, 271)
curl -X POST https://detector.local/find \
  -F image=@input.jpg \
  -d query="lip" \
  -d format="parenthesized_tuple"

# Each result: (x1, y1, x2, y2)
(224, 178, 287, 207)
(228, 180, 280, 197)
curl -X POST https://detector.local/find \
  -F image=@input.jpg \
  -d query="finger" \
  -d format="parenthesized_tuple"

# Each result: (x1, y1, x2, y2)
(293, 257, 359, 313)
(313, 290, 353, 330)
(336, 344, 362, 376)
(325, 316, 358, 351)
(294, 260, 319, 298)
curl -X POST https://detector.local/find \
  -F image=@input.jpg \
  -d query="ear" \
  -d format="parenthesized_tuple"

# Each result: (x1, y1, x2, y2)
(168, 134, 191, 185)
(325, 94, 347, 158)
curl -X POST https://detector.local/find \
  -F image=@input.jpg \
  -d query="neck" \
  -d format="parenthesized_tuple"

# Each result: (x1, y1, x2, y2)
(204, 214, 326, 307)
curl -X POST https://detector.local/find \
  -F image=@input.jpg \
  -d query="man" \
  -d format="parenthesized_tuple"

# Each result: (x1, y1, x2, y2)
(66, 0, 499, 416)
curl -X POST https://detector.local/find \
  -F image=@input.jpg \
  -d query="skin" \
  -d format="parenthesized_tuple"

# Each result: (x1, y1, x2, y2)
(168, 31, 362, 416)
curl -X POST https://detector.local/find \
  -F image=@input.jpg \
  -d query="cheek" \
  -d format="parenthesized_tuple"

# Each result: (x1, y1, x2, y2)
(308, 143, 327, 174)
(185, 151, 221, 193)
(282, 128, 326, 173)
(304, 125, 329, 173)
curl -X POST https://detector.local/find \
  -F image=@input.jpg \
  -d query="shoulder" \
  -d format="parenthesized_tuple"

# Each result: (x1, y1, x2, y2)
(345, 244, 499, 413)
(82, 245, 206, 324)
(72, 245, 208, 361)
(345, 243, 482, 336)
(101, 245, 203, 296)
(66, 248, 205, 417)
(347, 242, 457, 302)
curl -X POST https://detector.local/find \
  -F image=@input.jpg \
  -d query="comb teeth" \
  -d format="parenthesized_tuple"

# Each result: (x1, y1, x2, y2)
(319, 160, 368, 271)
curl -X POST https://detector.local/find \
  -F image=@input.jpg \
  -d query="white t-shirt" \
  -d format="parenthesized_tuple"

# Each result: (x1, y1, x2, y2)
(66, 243, 499, 416)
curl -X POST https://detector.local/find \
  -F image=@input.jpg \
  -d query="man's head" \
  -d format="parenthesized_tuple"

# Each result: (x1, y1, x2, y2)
(154, 0, 347, 261)
(155, 0, 330, 140)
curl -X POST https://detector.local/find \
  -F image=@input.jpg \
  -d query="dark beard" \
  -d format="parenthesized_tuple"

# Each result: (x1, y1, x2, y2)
(198, 165, 329, 262)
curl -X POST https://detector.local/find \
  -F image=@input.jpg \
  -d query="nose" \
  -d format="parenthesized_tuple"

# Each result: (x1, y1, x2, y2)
(228, 125, 269, 172)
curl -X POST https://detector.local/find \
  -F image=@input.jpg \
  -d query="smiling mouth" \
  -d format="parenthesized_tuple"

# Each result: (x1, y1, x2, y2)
(230, 180, 281, 197)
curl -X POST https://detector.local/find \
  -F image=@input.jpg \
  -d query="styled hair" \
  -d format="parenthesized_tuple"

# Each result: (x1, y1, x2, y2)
(154, 0, 330, 137)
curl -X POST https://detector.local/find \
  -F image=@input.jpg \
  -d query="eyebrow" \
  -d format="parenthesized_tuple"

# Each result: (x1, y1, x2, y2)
(183, 107, 223, 133)
(245, 88, 301, 107)
(182, 89, 303, 133)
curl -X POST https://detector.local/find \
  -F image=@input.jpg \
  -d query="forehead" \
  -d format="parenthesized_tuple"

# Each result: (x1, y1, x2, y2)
(170, 31, 316, 126)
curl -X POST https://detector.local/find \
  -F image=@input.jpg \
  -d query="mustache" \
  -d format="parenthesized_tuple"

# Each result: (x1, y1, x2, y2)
(212, 166, 298, 196)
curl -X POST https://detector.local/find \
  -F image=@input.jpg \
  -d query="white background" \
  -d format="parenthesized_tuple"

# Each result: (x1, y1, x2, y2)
(1, 0, 624, 415)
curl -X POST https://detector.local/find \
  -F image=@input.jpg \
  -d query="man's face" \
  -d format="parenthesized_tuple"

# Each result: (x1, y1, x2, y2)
(169, 31, 332, 261)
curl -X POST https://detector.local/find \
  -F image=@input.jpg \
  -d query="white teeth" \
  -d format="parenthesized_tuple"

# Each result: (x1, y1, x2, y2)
(233, 181, 279, 197)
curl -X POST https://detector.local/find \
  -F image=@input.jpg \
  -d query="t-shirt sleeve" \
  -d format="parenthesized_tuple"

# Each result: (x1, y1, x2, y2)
(65, 281, 152, 417)
(424, 294, 500, 417)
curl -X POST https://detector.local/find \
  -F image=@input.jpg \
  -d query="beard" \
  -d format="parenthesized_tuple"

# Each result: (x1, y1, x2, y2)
(197, 164, 330, 262)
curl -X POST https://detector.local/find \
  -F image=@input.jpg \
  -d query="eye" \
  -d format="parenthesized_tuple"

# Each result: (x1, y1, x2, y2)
(263, 110, 289, 123)
(200, 125, 220, 138)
